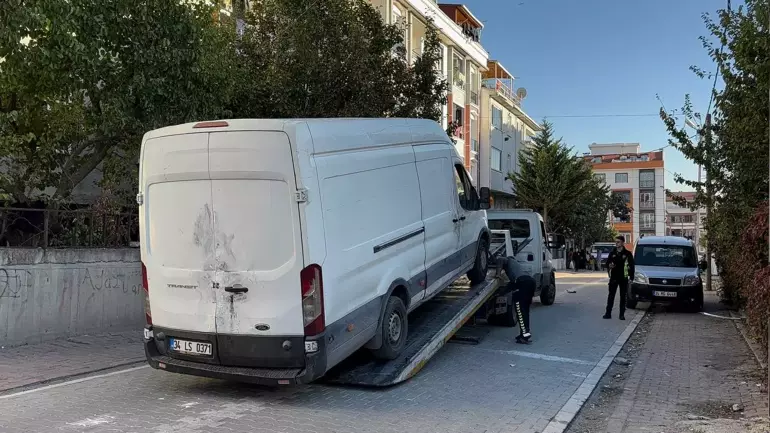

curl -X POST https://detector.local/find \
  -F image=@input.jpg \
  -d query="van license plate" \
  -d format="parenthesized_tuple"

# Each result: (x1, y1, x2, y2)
(169, 338, 212, 356)
(653, 290, 678, 298)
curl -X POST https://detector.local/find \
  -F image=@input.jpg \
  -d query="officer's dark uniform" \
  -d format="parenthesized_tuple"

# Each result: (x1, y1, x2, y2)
(604, 245, 635, 320)
(502, 256, 536, 344)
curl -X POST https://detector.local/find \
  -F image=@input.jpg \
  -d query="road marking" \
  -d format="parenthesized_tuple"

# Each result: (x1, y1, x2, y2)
(480, 348, 596, 366)
(0, 365, 149, 400)
(67, 415, 115, 428)
(541, 308, 646, 433)
(700, 312, 743, 320)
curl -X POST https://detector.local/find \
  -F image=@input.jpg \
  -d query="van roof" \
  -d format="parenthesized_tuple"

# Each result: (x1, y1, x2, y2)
(636, 236, 695, 247)
(143, 118, 452, 154)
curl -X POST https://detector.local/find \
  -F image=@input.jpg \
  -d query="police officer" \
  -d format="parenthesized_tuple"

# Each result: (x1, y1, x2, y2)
(603, 235, 635, 320)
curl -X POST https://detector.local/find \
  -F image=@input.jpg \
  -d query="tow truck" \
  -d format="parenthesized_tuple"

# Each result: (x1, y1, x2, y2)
(324, 227, 553, 387)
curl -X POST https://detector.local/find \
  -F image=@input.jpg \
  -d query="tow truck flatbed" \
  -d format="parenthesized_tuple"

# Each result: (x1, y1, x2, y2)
(322, 240, 508, 387)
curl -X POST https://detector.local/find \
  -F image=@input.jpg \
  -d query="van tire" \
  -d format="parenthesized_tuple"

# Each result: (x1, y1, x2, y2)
(496, 300, 517, 327)
(539, 282, 556, 305)
(371, 296, 408, 360)
(467, 237, 489, 285)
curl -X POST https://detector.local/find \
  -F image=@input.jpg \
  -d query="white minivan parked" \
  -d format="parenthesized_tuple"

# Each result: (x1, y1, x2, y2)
(139, 118, 492, 385)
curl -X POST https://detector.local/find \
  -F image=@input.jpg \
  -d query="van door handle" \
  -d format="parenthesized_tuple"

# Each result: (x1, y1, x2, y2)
(453, 216, 466, 223)
(225, 285, 248, 294)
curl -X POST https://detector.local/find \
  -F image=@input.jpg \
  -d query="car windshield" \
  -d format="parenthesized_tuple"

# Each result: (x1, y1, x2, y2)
(634, 244, 698, 268)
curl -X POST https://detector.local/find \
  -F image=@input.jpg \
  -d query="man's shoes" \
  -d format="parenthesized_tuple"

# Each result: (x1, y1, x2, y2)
(619, 314, 625, 320)
(515, 335, 531, 344)
(603, 313, 611, 319)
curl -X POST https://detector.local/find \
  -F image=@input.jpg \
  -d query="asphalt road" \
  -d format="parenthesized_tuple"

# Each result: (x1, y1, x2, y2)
(0, 273, 638, 433)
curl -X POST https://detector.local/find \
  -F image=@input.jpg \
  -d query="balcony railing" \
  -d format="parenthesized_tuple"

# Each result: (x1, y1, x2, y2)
(639, 200, 655, 209)
(639, 179, 655, 188)
(482, 78, 520, 106)
(640, 219, 656, 229)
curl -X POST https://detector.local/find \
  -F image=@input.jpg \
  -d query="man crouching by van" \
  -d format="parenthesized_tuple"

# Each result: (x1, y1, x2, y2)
(502, 256, 536, 344)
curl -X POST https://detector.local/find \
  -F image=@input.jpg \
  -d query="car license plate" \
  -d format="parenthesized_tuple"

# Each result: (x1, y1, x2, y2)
(169, 338, 212, 356)
(653, 290, 678, 298)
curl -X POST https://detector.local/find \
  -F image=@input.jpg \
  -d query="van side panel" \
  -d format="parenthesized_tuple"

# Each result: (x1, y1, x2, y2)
(315, 144, 426, 363)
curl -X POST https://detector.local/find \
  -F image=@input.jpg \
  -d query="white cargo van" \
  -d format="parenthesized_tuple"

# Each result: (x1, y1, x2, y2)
(139, 118, 492, 385)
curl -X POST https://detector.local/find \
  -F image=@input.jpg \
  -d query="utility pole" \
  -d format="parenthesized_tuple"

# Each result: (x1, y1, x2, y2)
(704, 113, 713, 292)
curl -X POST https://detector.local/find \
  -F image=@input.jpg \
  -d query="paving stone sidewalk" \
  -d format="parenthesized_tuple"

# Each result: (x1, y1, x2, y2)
(567, 292, 769, 433)
(0, 331, 144, 392)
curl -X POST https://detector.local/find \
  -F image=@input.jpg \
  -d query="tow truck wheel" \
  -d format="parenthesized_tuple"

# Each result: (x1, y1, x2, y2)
(496, 299, 517, 327)
(372, 296, 408, 360)
(539, 282, 556, 305)
(467, 237, 489, 285)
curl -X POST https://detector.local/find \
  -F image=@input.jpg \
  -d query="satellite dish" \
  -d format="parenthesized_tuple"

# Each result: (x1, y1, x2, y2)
(516, 87, 528, 100)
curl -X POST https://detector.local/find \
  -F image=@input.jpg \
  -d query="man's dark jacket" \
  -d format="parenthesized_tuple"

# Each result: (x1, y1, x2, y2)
(606, 247, 635, 281)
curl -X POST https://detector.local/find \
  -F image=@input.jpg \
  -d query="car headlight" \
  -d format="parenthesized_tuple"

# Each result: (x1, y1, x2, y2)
(633, 272, 648, 284)
(683, 274, 701, 286)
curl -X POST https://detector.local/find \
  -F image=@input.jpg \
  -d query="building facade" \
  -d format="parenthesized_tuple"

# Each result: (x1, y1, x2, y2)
(585, 143, 666, 249)
(368, 1, 489, 174)
(666, 191, 706, 252)
(477, 60, 540, 208)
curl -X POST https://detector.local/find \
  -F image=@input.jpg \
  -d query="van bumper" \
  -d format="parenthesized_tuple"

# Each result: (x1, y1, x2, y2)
(630, 282, 703, 303)
(143, 327, 327, 386)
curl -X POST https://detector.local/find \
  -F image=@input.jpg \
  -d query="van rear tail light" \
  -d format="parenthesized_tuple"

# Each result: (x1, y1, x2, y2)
(141, 262, 152, 325)
(193, 121, 229, 129)
(300, 264, 324, 336)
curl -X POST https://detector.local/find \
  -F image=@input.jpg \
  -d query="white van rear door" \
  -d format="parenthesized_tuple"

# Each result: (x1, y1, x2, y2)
(207, 131, 305, 337)
(141, 132, 217, 334)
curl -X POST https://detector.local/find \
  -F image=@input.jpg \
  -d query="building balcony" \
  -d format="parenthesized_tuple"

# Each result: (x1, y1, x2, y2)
(639, 180, 655, 188)
(482, 78, 520, 106)
(453, 72, 466, 89)
(639, 201, 655, 209)
(640, 221, 656, 230)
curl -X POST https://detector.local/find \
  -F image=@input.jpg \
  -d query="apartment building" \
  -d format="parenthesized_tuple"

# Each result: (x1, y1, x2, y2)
(666, 191, 706, 251)
(585, 143, 666, 248)
(368, 1, 489, 174)
(477, 60, 541, 208)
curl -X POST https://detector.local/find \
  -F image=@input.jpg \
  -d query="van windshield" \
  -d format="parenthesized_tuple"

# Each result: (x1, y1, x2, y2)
(634, 244, 697, 268)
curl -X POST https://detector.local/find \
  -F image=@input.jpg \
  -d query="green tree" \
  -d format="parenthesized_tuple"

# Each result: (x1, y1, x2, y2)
(660, 0, 768, 343)
(0, 0, 234, 205)
(226, 0, 448, 120)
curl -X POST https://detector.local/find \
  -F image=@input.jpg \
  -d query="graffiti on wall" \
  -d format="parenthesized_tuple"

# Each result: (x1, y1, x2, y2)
(0, 266, 142, 299)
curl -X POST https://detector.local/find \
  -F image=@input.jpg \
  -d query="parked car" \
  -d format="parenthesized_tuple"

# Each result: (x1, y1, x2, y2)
(138, 118, 492, 384)
(627, 236, 706, 312)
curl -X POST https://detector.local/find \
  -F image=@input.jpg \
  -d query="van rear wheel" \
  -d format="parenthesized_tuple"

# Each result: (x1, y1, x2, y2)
(467, 237, 489, 285)
(372, 296, 408, 360)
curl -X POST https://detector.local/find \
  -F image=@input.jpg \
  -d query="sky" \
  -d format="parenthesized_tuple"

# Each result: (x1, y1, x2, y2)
(461, 0, 732, 192)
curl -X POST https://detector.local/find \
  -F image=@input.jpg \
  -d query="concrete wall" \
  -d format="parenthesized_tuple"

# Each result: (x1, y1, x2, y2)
(0, 248, 143, 347)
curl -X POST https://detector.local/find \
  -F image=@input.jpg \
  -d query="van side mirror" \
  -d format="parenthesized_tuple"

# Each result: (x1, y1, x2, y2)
(479, 187, 491, 210)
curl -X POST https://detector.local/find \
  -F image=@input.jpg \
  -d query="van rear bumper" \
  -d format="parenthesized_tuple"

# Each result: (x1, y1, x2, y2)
(143, 327, 327, 385)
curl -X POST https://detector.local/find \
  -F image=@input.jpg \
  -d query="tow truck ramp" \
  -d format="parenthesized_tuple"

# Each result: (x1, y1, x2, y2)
(323, 234, 511, 387)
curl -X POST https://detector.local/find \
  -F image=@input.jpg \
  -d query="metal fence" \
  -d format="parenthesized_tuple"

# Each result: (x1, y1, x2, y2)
(0, 207, 139, 248)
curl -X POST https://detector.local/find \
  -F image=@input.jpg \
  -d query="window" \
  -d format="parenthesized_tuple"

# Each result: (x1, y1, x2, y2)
(488, 219, 530, 238)
(491, 147, 502, 171)
(454, 163, 474, 210)
(615, 172, 629, 183)
(619, 233, 632, 244)
(491, 106, 503, 130)
(453, 104, 464, 138)
(672, 215, 694, 224)
(470, 114, 478, 151)
(452, 54, 465, 88)
(640, 212, 655, 228)
(594, 173, 606, 183)
(639, 170, 655, 188)
(615, 191, 631, 203)
(507, 153, 512, 172)
(639, 192, 654, 208)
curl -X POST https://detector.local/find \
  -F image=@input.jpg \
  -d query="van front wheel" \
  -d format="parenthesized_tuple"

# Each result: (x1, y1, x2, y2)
(467, 237, 489, 285)
(371, 296, 408, 360)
